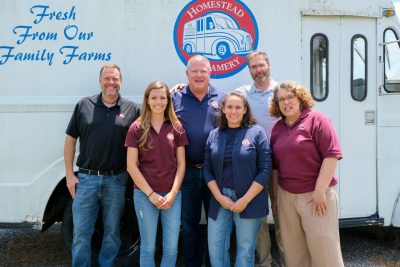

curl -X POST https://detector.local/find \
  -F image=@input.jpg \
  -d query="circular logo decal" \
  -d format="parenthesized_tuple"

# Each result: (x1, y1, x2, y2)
(167, 133, 175, 141)
(174, 0, 258, 79)
(211, 100, 220, 109)
(242, 138, 250, 147)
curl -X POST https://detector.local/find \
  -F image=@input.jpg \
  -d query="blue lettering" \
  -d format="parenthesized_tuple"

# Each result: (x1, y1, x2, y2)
(59, 45, 79, 64)
(78, 52, 108, 60)
(64, 25, 78, 40)
(13, 26, 58, 44)
(64, 25, 93, 41)
(30, 5, 50, 24)
(30, 5, 76, 24)
(79, 52, 91, 60)
(13, 26, 34, 45)
(59, 46, 112, 64)
(78, 31, 94, 41)
(0, 46, 55, 66)
(0, 46, 14, 65)
(94, 52, 112, 61)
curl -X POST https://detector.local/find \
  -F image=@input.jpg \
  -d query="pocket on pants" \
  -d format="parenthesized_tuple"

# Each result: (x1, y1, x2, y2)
(77, 172, 90, 183)
(113, 172, 128, 186)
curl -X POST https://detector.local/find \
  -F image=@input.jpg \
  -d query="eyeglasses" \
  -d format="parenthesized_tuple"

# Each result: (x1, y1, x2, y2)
(277, 94, 296, 104)
(249, 63, 268, 71)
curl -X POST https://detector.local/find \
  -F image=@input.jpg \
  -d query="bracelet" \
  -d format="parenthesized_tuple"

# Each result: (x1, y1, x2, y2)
(148, 191, 154, 198)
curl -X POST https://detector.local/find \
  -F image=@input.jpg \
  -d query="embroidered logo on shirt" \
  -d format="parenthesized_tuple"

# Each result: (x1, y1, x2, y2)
(167, 133, 174, 141)
(211, 100, 220, 109)
(242, 138, 250, 147)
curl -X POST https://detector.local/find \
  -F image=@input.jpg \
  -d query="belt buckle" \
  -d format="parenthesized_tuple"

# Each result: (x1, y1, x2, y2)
(98, 170, 111, 176)
(191, 163, 203, 169)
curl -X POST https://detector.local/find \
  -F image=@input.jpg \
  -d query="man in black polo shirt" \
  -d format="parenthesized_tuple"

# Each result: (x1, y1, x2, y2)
(64, 64, 140, 267)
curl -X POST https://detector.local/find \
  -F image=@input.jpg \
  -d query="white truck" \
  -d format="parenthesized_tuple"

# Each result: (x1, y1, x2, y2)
(1, 0, 400, 265)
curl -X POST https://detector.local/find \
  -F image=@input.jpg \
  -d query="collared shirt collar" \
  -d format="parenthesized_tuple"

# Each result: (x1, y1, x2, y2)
(249, 79, 277, 95)
(93, 93, 122, 107)
(299, 108, 312, 120)
(291, 108, 312, 128)
(278, 108, 312, 128)
(183, 84, 218, 97)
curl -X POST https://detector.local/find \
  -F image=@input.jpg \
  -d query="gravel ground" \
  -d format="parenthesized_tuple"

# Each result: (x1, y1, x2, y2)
(340, 226, 400, 267)
(0, 224, 399, 267)
(0, 224, 70, 267)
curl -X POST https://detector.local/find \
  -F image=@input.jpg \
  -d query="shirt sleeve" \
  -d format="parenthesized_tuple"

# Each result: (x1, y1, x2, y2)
(175, 124, 189, 147)
(124, 121, 141, 148)
(269, 124, 279, 170)
(313, 117, 343, 160)
(203, 131, 216, 184)
(65, 103, 81, 138)
(253, 127, 272, 186)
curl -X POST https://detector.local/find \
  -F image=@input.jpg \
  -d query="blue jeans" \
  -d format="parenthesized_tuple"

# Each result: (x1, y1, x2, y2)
(72, 172, 127, 267)
(181, 166, 211, 267)
(134, 189, 181, 267)
(208, 188, 262, 267)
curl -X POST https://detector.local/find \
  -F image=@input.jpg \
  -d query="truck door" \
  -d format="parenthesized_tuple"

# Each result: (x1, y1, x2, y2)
(377, 15, 400, 226)
(195, 17, 206, 53)
(301, 16, 377, 219)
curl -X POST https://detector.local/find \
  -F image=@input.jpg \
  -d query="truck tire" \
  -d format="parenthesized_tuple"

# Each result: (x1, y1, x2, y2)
(61, 199, 140, 267)
(184, 43, 193, 55)
(216, 42, 231, 59)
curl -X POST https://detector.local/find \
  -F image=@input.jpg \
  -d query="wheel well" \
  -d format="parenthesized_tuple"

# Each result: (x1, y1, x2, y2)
(41, 177, 71, 232)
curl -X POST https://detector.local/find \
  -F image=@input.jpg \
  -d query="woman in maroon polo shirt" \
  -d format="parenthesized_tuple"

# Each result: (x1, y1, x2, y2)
(125, 81, 188, 267)
(269, 81, 344, 267)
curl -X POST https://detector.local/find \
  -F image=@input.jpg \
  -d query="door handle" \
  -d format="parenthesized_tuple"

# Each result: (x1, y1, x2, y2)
(365, 110, 375, 125)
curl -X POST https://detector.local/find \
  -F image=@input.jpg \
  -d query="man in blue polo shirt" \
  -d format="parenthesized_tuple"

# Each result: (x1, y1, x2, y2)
(172, 55, 225, 267)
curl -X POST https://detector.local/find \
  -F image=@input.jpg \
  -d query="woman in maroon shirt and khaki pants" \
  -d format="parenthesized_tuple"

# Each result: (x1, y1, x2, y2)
(269, 81, 344, 267)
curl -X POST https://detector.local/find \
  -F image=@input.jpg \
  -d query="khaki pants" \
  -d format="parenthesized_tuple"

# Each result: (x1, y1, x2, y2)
(255, 207, 285, 267)
(277, 186, 344, 267)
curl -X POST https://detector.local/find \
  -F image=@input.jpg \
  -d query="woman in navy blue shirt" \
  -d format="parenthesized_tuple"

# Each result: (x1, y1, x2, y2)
(204, 91, 272, 267)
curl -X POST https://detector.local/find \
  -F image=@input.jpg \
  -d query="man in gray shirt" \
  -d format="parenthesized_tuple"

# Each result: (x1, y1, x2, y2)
(236, 51, 284, 267)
